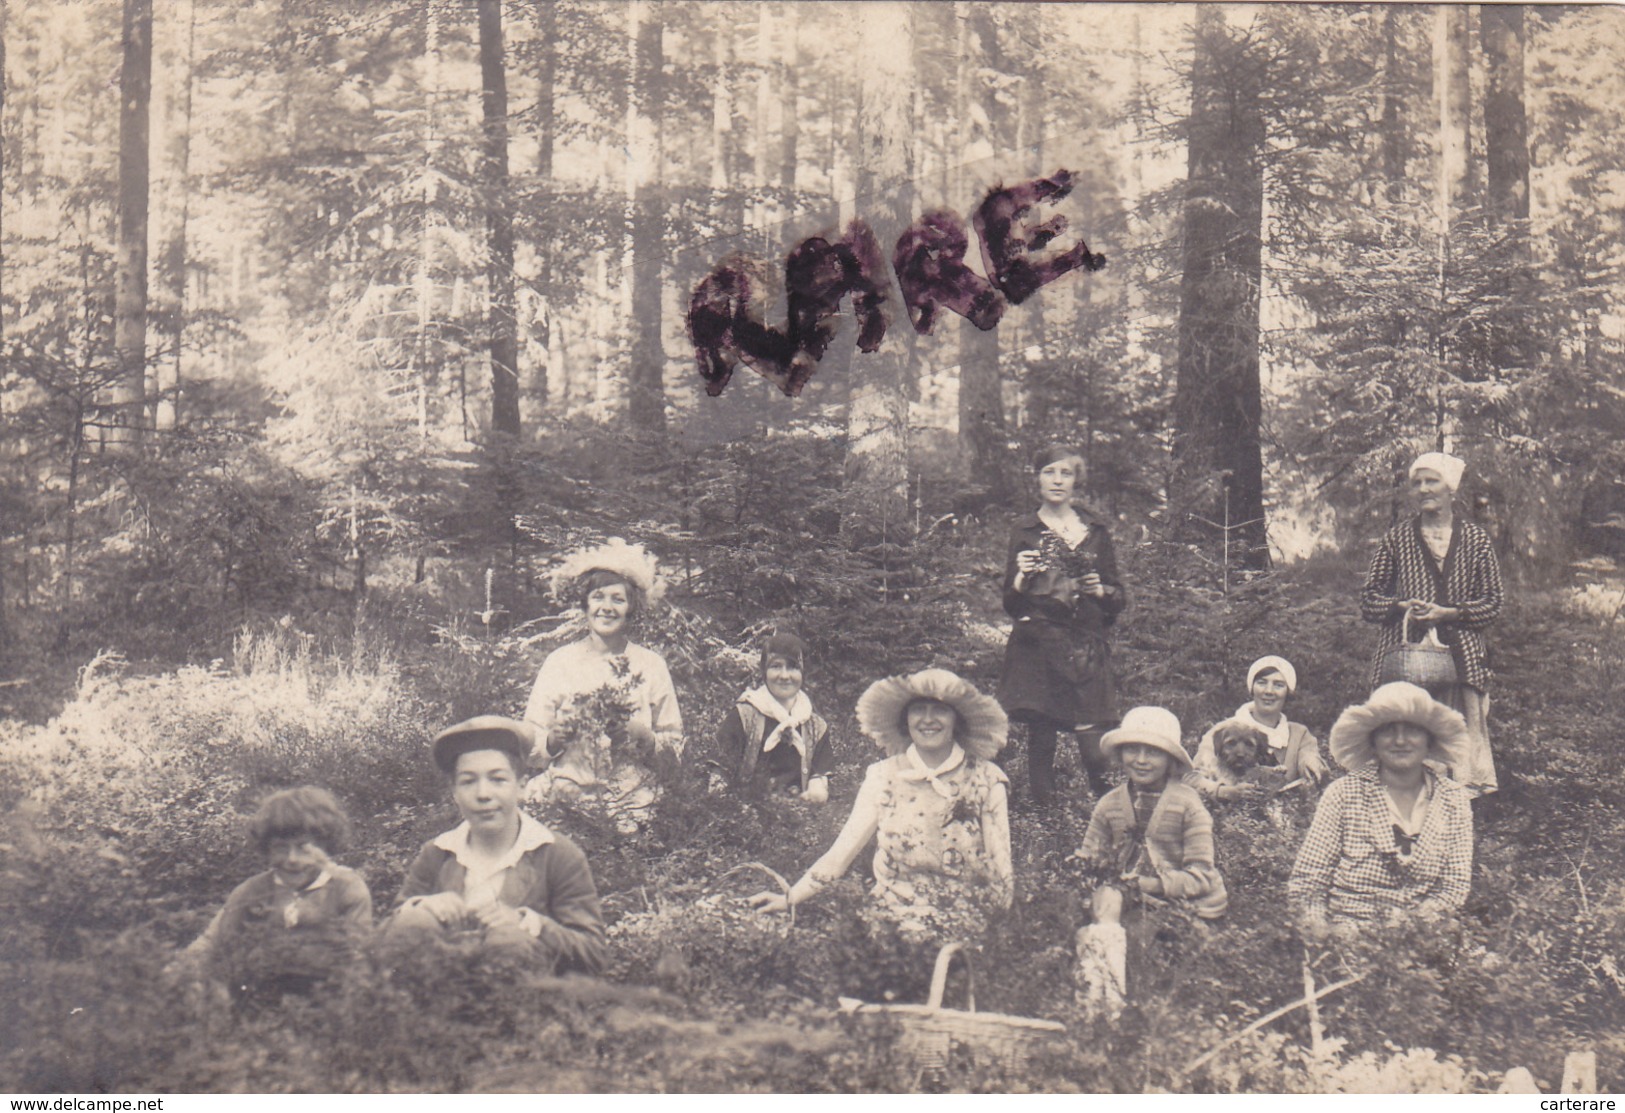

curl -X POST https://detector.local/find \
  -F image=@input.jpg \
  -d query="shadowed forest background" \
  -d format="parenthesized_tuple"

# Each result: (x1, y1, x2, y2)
(1, 0, 1623, 1094)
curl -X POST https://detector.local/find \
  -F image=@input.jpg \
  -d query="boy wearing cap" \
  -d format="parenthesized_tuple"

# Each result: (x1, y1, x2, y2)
(385, 716, 608, 974)
(1073, 706, 1228, 920)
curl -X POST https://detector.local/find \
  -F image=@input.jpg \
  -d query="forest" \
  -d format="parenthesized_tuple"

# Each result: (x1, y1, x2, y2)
(1, 0, 1623, 1095)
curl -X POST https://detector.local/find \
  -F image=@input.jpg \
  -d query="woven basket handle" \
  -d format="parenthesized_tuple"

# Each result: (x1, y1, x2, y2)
(926, 941, 977, 1014)
(1402, 610, 1448, 650)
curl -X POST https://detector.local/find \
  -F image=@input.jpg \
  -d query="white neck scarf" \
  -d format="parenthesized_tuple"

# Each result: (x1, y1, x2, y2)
(741, 686, 814, 757)
(903, 743, 966, 798)
(1236, 702, 1291, 754)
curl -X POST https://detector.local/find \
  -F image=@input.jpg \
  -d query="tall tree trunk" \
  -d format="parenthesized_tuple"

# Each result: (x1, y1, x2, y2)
(1015, 6, 1048, 367)
(956, 3, 1007, 503)
(1481, 4, 1531, 410)
(479, 0, 520, 438)
(531, 0, 555, 406)
(0, 0, 7, 355)
(778, 6, 798, 197)
(1380, 5, 1407, 203)
(752, 7, 775, 234)
(710, 11, 738, 229)
(415, 0, 444, 436)
(844, 3, 915, 547)
(1433, 4, 1472, 444)
(153, 0, 195, 432)
(626, 2, 665, 431)
(1171, 6, 1267, 569)
(1435, 4, 1473, 218)
(1482, 6, 1529, 224)
(109, 0, 153, 450)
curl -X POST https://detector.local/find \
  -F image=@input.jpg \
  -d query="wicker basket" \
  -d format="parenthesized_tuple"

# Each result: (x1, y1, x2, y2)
(842, 942, 1066, 1079)
(1376, 613, 1459, 689)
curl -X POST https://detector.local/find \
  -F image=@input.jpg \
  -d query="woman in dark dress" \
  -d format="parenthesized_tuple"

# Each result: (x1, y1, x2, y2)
(998, 444, 1125, 805)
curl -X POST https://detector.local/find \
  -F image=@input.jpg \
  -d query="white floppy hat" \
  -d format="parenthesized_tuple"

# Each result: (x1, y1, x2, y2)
(855, 668, 1009, 761)
(1099, 706, 1191, 770)
(1327, 682, 1472, 771)
(549, 537, 667, 606)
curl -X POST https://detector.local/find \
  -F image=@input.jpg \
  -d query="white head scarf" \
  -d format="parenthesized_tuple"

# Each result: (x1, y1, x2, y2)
(1246, 655, 1297, 694)
(1409, 452, 1467, 492)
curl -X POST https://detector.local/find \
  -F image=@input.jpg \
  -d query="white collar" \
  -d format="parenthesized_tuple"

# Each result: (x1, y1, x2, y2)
(432, 810, 555, 873)
(273, 867, 332, 894)
(1235, 703, 1291, 751)
(903, 743, 966, 796)
(740, 687, 814, 754)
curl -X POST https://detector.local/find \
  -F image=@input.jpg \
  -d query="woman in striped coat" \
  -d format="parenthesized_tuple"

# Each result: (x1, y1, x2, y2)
(1360, 452, 1504, 796)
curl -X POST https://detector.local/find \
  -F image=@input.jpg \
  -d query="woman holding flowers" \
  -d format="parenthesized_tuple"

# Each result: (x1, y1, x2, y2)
(522, 538, 683, 831)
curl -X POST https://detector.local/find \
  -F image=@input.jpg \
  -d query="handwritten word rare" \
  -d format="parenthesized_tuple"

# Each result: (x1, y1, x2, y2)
(688, 170, 1107, 397)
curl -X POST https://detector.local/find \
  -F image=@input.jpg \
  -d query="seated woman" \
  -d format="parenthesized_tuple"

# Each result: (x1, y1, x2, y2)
(523, 538, 683, 831)
(1288, 683, 1474, 934)
(715, 632, 833, 801)
(181, 786, 372, 1007)
(386, 716, 607, 974)
(1188, 656, 1328, 803)
(749, 668, 1012, 943)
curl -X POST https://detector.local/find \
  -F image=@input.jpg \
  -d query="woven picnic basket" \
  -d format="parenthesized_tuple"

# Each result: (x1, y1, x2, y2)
(1376, 613, 1459, 689)
(843, 942, 1066, 1077)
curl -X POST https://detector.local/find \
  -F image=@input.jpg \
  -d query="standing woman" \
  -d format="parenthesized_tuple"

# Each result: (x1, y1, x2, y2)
(998, 445, 1126, 804)
(1361, 453, 1504, 796)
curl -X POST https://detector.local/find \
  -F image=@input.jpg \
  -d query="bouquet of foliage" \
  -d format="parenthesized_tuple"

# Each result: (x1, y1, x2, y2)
(548, 657, 647, 774)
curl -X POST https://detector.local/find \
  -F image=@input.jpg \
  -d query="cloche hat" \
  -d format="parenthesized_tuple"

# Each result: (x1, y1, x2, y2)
(1247, 655, 1297, 694)
(1326, 682, 1471, 771)
(855, 668, 1009, 761)
(1099, 706, 1191, 770)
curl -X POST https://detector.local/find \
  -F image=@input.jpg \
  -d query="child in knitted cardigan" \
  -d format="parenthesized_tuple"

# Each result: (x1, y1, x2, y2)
(1074, 706, 1228, 920)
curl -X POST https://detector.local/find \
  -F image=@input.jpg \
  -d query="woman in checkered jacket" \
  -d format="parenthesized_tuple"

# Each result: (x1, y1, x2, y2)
(1360, 451, 1504, 796)
(1288, 683, 1474, 933)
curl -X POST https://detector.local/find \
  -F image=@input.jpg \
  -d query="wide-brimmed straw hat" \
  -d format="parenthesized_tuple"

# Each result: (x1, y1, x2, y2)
(855, 668, 1009, 761)
(548, 537, 667, 606)
(1327, 682, 1471, 771)
(432, 715, 539, 773)
(1099, 706, 1191, 770)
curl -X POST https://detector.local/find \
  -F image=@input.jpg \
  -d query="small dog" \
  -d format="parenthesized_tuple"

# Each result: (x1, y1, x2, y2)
(1211, 720, 1298, 830)
(1212, 721, 1276, 784)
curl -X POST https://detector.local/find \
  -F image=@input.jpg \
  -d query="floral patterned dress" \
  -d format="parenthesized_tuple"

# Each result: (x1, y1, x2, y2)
(790, 746, 1012, 943)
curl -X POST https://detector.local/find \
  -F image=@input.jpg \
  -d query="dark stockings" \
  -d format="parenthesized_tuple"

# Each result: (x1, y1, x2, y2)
(1026, 722, 1112, 803)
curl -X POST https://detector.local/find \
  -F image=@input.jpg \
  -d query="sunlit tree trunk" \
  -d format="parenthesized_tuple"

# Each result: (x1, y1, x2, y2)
(1171, 6, 1267, 568)
(108, 0, 153, 450)
(626, 1, 665, 431)
(415, 0, 444, 437)
(530, 0, 555, 406)
(1380, 5, 1408, 203)
(778, 5, 798, 200)
(479, 0, 520, 438)
(152, 0, 195, 432)
(955, 2, 1008, 503)
(1482, 6, 1529, 225)
(1432, 3, 1472, 446)
(843, 3, 915, 545)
